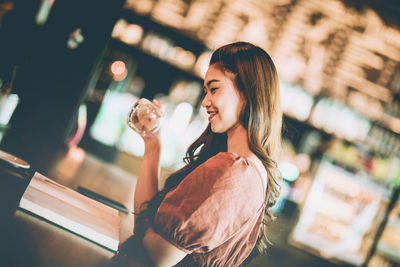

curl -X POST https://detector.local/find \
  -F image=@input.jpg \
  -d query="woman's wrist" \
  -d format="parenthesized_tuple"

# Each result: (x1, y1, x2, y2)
(144, 140, 161, 155)
(141, 130, 162, 151)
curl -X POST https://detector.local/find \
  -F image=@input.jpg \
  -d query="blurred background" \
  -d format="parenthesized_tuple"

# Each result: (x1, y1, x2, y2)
(0, 0, 400, 266)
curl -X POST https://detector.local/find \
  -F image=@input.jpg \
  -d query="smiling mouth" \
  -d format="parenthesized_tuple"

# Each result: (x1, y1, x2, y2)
(208, 111, 218, 121)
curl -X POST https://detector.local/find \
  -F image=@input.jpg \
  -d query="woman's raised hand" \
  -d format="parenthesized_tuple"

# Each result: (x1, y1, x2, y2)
(140, 99, 163, 149)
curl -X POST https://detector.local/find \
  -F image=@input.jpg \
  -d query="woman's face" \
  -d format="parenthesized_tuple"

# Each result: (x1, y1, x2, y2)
(202, 64, 245, 133)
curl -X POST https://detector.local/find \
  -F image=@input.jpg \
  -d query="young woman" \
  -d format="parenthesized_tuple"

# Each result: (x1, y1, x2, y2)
(120, 41, 282, 267)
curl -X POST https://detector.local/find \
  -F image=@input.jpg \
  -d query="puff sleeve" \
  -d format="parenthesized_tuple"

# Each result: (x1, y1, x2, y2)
(153, 153, 265, 254)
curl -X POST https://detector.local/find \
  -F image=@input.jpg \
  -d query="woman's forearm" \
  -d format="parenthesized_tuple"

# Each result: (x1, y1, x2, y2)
(134, 144, 161, 214)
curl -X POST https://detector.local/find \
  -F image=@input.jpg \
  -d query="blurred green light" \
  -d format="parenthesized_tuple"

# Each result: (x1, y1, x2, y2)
(279, 161, 300, 182)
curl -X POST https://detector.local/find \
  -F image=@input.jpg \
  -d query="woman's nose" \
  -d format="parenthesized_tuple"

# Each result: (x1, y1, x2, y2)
(201, 93, 210, 108)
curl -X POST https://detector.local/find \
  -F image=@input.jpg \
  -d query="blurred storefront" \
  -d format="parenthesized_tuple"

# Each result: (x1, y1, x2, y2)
(1, 0, 400, 266)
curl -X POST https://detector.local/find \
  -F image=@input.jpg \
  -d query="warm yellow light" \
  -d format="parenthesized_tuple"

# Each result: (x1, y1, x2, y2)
(111, 19, 127, 39)
(120, 24, 143, 45)
(194, 51, 212, 78)
(68, 146, 85, 163)
(389, 117, 400, 134)
(113, 70, 128, 82)
(169, 47, 196, 69)
(110, 61, 126, 76)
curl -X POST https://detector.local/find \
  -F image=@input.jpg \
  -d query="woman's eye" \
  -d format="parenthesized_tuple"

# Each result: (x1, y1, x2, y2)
(210, 88, 218, 93)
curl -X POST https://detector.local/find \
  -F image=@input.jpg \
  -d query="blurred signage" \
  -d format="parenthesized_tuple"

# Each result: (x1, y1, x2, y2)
(310, 98, 371, 141)
(124, 0, 400, 127)
(280, 82, 314, 122)
(290, 161, 391, 266)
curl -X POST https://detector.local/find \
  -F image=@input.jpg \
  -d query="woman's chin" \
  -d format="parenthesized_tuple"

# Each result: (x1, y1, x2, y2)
(210, 124, 225, 133)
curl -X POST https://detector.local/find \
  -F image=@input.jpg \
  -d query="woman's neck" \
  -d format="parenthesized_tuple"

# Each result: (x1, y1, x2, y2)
(227, 123, 252, 158)
(227, 123, 267, 178)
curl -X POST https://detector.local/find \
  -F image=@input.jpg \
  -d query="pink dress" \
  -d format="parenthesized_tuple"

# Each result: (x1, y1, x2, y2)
(153, 152, 267, 267)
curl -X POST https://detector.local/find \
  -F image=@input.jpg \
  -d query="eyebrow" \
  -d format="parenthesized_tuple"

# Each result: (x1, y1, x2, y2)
(204, 79, 220, 88)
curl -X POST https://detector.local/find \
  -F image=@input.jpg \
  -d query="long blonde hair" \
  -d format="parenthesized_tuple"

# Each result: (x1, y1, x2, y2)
(209, 42, 282, 254)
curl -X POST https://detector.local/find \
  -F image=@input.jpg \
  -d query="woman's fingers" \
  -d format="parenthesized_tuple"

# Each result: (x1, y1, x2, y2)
(152, 99, 163, 116)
